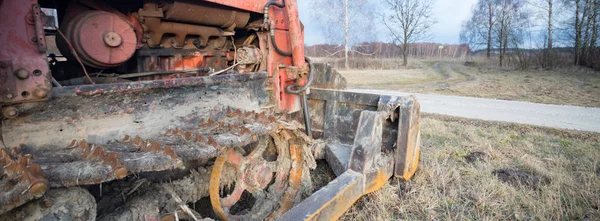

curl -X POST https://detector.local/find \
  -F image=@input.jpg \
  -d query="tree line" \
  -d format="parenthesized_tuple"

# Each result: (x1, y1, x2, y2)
(461, 0, 600, 70)
(305, 42, 471, 59)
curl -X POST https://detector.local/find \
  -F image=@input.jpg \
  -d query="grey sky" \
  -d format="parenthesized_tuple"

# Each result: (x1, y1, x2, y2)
(298, 0, 478, 45)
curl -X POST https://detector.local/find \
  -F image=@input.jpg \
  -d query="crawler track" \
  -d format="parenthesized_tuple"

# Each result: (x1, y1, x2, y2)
(0, 108, 313, 220)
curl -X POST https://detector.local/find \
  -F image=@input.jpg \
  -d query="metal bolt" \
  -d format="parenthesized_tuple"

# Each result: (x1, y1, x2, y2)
(14, 69, 29, 79)
(103, 32, 123, 47)
(5, 94, 14, 99)
(31, 37, 37, 43)
(3, 107, 18, 119)
(34, 88, 49, 98)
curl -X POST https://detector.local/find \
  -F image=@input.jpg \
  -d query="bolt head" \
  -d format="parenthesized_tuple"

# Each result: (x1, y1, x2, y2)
(3, 107, 18, 119)
(34, 88, 49, 98)
(103, 31, 123, 47)
(5, 94, 13, 99)
(15, 69, 29, 79)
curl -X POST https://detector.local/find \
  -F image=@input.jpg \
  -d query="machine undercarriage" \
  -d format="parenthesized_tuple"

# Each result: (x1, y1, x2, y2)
(0, 0, 421, 220)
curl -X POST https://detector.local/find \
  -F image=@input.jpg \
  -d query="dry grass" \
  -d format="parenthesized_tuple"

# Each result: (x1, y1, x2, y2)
(339, 68, 441, 87)
(340, 114, 600, 220)
(339, 61, 600, 107)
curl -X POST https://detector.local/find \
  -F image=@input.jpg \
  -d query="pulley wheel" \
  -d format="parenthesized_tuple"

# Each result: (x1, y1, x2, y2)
(66, 11, 137, 69)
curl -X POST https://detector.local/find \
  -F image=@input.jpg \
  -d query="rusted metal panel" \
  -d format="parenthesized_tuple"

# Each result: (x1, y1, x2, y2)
(325, 143, 351, 176)
(308, 89, 421, 180)
(135, 48, 232, 80)
(0, 0, 52, 105)
(310, 63, 348, 90)
(278, 170, 364, 221)
(348, 111, 383, 174)
(2, 72, 272, 148)
(163, 1, 250, 29)
(284, 0, 305, 68)
(281, 102, 400, 219)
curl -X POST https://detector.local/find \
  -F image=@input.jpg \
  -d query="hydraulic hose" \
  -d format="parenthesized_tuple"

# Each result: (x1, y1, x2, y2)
(265, 1, 293, 57)
(286, 56, 314, 94)
(287, 57, 314, 138)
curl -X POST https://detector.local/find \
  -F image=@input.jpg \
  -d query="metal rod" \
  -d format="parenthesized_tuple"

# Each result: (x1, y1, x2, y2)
(115, 68, 212, 79)
(301, 93, 312, 138)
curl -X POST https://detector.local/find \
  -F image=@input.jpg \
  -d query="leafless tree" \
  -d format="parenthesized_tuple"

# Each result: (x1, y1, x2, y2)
(461, 0, 497, 58)
(493, 0, 530, 67)
(382, 0, 437, 67)
(564, 0, 599, 65)
(527, 0, 558, 67)
(309, 0, 375, 69)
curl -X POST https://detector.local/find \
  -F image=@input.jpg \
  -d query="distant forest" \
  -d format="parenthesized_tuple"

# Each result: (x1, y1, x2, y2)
(305, 42, 471, 59)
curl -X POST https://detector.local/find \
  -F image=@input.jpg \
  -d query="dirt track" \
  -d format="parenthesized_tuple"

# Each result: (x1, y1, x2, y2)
(339, 61, 600, 107)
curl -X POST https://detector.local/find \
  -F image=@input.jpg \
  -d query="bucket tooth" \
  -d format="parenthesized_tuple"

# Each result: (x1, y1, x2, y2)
(208, 119, 216, 127)
(67, 140, 78, 148)
(103, 152, 127, 180)
(268, 115, 277, 122)
(208, 137, 219, 148)
(234, 109, 242, 116)
(25, 164, 48, 198)
(83, 146, 108, 161)
(0, 155, 49, 214)
(148, 142, 162, 152)
(79, 140, 89, 149)
(133, 136, 144, 147)
(226, 108, 234, 117)
(166, 128, 175, 135)
(197, 135, 206, 143)
(175, 127, 184, 135)
(184, 131, 193, 141)
(122, 135, 132, 143)
(163, 146, 179, 160)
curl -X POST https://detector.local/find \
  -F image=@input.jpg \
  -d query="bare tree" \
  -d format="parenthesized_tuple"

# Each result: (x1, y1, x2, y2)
(493, 0, 530, 67)
(461, 0, 497, 58)
(309, 0, 375, 69)
(574, 0, 583, 65)
(383, 0, 437, 67)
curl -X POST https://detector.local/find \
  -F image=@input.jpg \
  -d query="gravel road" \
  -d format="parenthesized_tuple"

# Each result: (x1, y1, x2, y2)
(350, 89, 600, 133)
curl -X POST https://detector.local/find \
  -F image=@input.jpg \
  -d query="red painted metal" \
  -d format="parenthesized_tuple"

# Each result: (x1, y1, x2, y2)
(203, 0, 268, 13)
(284, 0, 306, 68)
(0, 0, 51, 104)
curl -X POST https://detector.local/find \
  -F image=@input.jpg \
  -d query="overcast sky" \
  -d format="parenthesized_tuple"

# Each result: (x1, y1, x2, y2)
(298, 0, 479, 45)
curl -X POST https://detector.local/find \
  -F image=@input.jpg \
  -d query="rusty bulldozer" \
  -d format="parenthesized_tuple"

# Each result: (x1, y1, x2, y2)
(0, 0, 421, 220)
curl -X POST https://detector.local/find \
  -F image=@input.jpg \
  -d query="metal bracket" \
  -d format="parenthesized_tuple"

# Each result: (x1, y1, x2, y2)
(393, 96, 421, 180)
(31, 4, 47, 53)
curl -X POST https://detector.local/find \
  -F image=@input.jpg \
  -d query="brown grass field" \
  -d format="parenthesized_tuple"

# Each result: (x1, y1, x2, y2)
(338, 61, 600, 107)
(337, 114, 600, 220)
